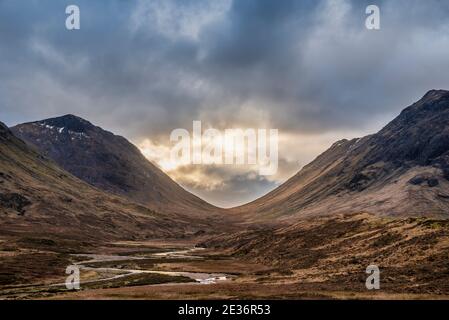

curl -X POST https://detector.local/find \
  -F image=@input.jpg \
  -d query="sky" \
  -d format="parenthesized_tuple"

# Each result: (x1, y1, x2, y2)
(1, 0, 449, 207)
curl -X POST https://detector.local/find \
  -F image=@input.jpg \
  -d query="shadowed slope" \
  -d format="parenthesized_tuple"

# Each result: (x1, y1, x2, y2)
(12, 115, 220, 217)
(1, 121, 224, 242)
(234, 90, 449, 221)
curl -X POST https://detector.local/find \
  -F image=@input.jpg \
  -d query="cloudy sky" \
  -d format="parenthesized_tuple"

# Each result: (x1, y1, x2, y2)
(1, 0, 449, 207)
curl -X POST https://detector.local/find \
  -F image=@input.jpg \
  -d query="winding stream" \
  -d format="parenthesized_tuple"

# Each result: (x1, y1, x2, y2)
(67, 248, 229, 286)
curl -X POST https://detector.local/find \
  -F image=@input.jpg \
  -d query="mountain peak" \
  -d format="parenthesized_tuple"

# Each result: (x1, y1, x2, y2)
(56, 114, 89, 122)
(421, 89, 449, 101)
(235, 89, 449, 220)
(11, 115, 218, 215)
(37, 114, 95, 133)
(396, 89, 449, 119)
(413, 89, 449, 110)
(0, 121, 11, 137)
(0, 121, 8, 131)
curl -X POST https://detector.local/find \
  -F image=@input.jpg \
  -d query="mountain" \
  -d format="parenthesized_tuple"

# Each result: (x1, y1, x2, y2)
(11, 115, 219, 216)
(234, 90, 449, 221)
(1, 120, 222, 244)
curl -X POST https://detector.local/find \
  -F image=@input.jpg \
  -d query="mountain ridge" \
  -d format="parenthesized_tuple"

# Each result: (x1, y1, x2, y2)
(1, 119, 236, 243)
(12, 114, 220, 217)
(232, 90, 449, 221)
(8, 89, 449, 223)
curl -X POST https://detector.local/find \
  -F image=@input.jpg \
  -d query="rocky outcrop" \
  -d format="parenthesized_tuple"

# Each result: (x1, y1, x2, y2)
(0, 193, 31, 215)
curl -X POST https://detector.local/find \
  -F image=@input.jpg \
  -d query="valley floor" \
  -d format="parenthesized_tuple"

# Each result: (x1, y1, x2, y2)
(2, 212, 449, 300)
(1, 243, 446, 300)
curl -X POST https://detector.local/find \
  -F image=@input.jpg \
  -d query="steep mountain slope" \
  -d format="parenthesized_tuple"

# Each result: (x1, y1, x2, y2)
(0, 121, 219, 242)
(11, 115, 219, 216)
(234, 90, 449, 221)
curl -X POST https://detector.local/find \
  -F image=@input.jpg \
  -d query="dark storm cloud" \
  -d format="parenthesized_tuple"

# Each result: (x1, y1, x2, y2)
(1, 0, 449, 206)
(2, 0, 449, 134)
(198, 0, 449, 133)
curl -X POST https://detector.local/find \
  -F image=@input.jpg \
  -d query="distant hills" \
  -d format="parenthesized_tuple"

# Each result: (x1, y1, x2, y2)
(233, 90, 449, 221)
